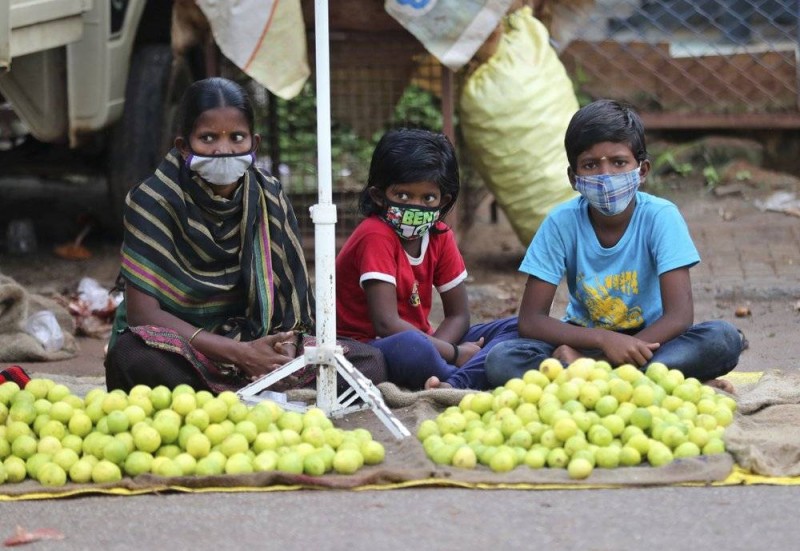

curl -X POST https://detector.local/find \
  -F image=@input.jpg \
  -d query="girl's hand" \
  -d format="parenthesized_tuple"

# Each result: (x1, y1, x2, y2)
(237, 331, 296, 378)
(600, 332, 659, 367)
(453, 337, 485, 367)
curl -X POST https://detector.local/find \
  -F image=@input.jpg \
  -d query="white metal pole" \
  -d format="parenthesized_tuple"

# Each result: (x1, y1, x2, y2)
(311, 0, 338, 410)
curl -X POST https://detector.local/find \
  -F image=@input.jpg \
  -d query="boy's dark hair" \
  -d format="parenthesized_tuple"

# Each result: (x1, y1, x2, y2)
(177, 77, 255, 139)
(358, 128, 460, 223)
(564, 99, 647, 169)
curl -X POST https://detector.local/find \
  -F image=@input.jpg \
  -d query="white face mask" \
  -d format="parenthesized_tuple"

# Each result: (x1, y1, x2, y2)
(186, 152, 254, 186)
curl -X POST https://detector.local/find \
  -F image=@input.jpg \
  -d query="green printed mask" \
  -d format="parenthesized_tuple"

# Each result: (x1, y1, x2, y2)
(381, 201, 441, 240)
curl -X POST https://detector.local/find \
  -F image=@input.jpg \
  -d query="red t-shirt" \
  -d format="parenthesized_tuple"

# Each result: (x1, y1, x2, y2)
(336, 216, 467, 341)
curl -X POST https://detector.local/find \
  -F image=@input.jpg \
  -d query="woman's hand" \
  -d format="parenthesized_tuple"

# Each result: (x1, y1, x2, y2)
(453, 337, 484, 367)
(273, 333, 301, 359)
(236, 331, 297, 379)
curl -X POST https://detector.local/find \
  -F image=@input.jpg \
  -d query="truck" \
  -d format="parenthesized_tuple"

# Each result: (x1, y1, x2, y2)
(0, 0, 204, 232)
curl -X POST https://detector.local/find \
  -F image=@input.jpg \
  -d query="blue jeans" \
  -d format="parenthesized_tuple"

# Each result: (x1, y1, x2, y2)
(369, 317, 519, 390)
(484, 320, 743, 388)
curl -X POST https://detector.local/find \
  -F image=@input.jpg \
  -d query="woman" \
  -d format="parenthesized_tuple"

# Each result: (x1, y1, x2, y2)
(105, 77, 384, 393)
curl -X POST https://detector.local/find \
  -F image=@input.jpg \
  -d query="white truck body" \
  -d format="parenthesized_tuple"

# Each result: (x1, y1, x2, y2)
(1, 0, 199, 231)
(0, 0, 145, 145)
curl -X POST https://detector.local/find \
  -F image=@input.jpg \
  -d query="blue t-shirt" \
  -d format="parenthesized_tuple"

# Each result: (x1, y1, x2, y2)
(520, 192, 699, 330)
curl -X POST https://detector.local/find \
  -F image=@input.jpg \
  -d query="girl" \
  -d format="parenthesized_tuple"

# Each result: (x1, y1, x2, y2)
(105, 77, 384, 393)
(336, 128, 518, 390)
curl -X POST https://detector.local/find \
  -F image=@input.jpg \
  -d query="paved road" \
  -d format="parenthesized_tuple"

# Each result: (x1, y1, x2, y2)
(5, 485, 799, 550)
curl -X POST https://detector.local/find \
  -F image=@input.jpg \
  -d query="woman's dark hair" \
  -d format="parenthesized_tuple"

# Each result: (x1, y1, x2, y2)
(564, 99, 648, 169)
(176, 77, 255, 138)
(358, 128, 460, 222)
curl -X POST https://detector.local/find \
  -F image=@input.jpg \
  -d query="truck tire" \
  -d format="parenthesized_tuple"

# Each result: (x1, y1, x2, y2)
(107, 44, 195, 233)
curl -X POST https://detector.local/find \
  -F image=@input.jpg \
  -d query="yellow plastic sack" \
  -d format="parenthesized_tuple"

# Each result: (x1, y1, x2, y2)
(459, 7, 579, 246)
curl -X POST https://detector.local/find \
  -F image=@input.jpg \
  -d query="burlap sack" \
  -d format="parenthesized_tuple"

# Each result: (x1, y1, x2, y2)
(725, 370, 800, 476)
(0, 274, 78, 362)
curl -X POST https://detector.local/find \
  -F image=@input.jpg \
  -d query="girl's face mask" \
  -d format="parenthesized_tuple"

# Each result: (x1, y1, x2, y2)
(574, 166, 641, 216)
(186, 151, 255, 186)
(381, 200, 440, 240)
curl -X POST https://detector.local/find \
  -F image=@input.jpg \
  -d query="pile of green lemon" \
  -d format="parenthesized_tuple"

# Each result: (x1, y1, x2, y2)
(418, 359, 736, 479)
(0, 379, 384, 486)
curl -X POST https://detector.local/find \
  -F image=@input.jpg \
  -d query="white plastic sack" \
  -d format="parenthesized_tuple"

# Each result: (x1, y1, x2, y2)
(196, 0, 309, 100)
(459, 7, 579, 246)
(385, 0, 513, 71)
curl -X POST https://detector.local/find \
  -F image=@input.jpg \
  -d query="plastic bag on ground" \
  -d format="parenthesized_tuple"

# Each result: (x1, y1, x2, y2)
(23, 311, 64, 353)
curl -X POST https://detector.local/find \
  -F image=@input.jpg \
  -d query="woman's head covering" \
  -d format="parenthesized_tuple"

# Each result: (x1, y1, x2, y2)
(119, 149, 314, 339)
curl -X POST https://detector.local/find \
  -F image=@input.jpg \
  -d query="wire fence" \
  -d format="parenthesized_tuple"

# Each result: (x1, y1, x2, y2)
(237, 2, 799, 255)
(557, 0, 799, 125)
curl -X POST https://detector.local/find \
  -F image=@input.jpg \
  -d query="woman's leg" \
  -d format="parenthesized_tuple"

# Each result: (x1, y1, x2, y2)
(369, 330, 455, 390)
(447, 317, 520, 390)
(105, 331, 207, 392)
(648, 320, 743, 381)
(484, 337, 557, 388)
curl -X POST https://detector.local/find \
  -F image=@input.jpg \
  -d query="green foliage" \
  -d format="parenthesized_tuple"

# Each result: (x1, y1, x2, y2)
(700, 151, 722, 188)
(387, 84, 443, 132)
(702, 164, 720, 187)
(653, 151, 693, 177)
(253, 82, 444, 192)
(570, 65, 593, 107)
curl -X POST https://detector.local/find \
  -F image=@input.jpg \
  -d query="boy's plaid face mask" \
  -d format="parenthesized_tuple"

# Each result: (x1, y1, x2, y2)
(574, 166, 641, 216)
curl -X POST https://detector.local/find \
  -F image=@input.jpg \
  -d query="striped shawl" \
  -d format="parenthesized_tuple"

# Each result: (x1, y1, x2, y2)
(116, 149, 314, 340)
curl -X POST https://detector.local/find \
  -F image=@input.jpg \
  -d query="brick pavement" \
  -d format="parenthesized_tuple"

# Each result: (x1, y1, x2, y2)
(678, 195, 800, 301)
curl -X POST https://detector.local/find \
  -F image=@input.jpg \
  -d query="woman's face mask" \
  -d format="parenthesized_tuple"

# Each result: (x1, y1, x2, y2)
(186, 152, 255, 186)
(574, 166, 641, 216)
(381, 200, 440, 240)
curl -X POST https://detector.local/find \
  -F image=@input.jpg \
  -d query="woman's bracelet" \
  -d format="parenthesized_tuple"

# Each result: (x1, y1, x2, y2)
(188, 327, 204, 345)
(451, 342, 460, 364)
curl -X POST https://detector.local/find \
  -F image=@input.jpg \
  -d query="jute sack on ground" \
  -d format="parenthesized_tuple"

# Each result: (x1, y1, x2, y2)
(725, 369, 800, 477)
(0, 274, 78, 362)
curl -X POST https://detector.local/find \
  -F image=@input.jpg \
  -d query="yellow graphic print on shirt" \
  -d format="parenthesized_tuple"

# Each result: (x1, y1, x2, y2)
(578, 271, 643, 329)
(409, 281, 421, 307)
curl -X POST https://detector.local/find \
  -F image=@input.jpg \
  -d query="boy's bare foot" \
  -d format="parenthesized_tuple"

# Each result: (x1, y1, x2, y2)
(424, 376, 453, 390)
(705, 378, 735, 394)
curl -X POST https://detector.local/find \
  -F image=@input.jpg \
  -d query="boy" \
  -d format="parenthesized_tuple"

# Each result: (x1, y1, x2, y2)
(484, 99, 744, 391)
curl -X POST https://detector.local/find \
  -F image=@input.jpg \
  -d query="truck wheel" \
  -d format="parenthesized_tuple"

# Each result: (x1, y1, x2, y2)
(107, 44, 195, 233)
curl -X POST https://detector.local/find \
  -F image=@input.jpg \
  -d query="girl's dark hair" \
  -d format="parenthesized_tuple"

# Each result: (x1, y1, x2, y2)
(564, 99, 648, 169)
(176, 77, 255, 138)
(358, 128, 460, 222)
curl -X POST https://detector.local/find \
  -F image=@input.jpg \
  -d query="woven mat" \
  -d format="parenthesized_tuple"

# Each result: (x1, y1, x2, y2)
(2, 370, 798, 501)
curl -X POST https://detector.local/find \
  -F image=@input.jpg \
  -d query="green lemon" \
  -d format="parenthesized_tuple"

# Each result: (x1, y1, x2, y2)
(133, 425, 161, 454)
(545, 447, 569, 469)
(567, 457, 593, 479)
(272, 450, 305, 474)
(37, 462, 67, 487)
(332, 448, 364, 474)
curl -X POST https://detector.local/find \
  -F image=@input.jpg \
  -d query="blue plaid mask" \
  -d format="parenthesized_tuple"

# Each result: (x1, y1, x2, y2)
(574, 166, 641, 216)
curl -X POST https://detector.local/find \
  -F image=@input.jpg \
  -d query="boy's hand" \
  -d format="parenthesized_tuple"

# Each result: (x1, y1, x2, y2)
(553, 344, 585, 366)
(601, 332, 659, 367)
(454, 337, 485, 367)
